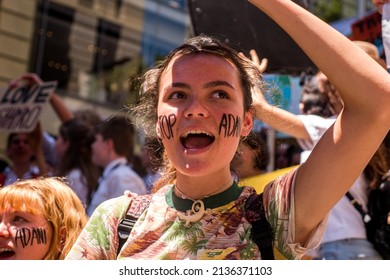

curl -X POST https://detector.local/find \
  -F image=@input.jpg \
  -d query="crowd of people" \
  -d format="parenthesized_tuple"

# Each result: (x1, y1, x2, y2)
(1, 0, 390, 260)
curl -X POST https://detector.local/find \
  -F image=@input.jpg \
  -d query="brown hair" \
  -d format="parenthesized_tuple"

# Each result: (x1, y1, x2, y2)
(94, 115, 135, 160)
(364, 143, 389, 189)
(57, 118, 100, 206)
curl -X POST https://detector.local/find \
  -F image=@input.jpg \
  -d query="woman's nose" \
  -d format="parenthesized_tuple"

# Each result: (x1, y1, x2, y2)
(0, 221, 10, 238)
(184, 98, 209, 118)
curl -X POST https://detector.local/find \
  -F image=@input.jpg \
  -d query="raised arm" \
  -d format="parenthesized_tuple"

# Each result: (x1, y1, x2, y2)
(50, 93, 73, 122)
(247, 49, 311, 140)
(252, 90, 310, 140)
(249, 0, 390, 244)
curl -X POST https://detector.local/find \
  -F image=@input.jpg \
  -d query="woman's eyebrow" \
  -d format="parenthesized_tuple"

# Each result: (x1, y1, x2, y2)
(170, 82, 190, 89)
(168, 80, 234, 90)
(204, 80, 234, 89)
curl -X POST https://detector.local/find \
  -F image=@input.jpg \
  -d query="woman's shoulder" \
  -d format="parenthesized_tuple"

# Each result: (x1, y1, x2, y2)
(259, 167, 300, 209)
(91, 192, 140, 220)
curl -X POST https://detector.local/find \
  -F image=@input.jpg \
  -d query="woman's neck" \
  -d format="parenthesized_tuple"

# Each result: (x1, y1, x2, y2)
(175, 170, 234, 200)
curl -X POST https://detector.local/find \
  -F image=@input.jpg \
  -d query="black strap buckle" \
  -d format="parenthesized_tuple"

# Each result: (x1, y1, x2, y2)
(117, 214, 138, 253)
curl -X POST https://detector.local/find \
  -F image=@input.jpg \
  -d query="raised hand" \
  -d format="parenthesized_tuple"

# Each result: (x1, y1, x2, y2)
(8, 72, 44, 88)
(239, 49, 269, 74)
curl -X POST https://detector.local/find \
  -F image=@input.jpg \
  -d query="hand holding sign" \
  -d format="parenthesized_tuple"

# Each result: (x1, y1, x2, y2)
(8, 72, 44, 88)
(0, 73, 57, 133)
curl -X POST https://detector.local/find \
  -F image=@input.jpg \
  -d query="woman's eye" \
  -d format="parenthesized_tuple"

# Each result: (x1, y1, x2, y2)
(212, 91, 229, 99)
(169, 91, 186, 99)
(13, 216, 28, 223)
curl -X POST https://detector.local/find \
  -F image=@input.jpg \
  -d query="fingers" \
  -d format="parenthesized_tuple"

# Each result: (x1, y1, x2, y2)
(258, 57, 269, 74)
(239, 49, 269, 73)
(248, 49, 269, 74)
(249, 49, 261, 66)
(238, 51, 246, 59)
(8, 73, 43, 88)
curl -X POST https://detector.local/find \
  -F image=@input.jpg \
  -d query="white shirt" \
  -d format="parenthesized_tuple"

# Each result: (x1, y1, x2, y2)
(2, 165, 40, 187)
(297, 114, 336, 163)
(322, 174, 370, 243)
(299, 114, 370, 255)
(66, 168, 88, 206)
(87, 157, 147, 216)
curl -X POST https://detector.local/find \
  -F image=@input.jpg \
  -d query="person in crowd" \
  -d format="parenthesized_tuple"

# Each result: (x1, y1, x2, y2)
(0, 124, 48, 187)
(86, 115, 147, 216)
(274, 141, 301, 169)
(65, 0, 390, 260)
(231, 131, 269, 180)
(42, 92, 75, 170)
(0, 177, 87, 259)
(73, 108, 102, 129)
(55, 118, 101, 208)
(317, 142, 389, 260)
(248, 39, 387, 259)
(310, 142, 388, 260)
(3, 73, 74, 174)
(253, 67, 341, 164)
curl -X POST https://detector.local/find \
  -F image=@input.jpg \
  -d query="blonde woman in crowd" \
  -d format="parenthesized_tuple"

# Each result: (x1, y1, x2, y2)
(0, 177, 87, 259)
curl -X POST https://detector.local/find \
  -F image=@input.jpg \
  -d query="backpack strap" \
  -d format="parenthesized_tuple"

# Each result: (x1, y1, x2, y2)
(345, 191, 372, 223)
(245, 192, 275, 260)
(117, 194, 152, 255)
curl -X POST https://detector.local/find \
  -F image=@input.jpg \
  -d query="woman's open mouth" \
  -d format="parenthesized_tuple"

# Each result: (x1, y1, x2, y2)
(180, 130, 215, 150)
(0, 247, 15, 259)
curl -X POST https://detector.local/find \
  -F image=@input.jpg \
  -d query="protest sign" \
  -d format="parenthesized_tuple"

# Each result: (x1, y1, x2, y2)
(187, 0, 315, 74)
(351, 11, 384, 56)
(0, 81, 57, 133)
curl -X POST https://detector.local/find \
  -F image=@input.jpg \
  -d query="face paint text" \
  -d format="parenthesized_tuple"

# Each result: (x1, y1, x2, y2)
(219, 113, 241, 138)
(15, 227, 47, 248)
(158, 114, 177, 139)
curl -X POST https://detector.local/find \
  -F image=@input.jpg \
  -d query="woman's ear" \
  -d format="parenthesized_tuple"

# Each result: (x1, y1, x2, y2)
(58, 226, 67, 252)
(241, 111, 253, 137)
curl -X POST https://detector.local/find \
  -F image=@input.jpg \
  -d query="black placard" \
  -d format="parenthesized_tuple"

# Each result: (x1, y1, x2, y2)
(187, 0, 316, 75)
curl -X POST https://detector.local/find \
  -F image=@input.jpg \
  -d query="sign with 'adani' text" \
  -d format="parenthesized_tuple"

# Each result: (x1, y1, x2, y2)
(0, 81, 57, 132)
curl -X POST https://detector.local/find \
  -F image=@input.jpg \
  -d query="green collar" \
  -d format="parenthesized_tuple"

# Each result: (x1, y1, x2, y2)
(166, 181, 242, 212)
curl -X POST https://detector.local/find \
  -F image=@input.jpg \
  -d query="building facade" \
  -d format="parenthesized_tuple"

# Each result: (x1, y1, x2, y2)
(0, 0, 189, 155)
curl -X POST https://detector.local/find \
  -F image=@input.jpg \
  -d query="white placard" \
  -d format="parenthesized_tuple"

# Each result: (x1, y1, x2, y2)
(0, 81, 57, 132)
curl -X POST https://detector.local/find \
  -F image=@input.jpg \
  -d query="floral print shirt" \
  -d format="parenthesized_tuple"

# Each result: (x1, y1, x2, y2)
(65, 168, 327, 260)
